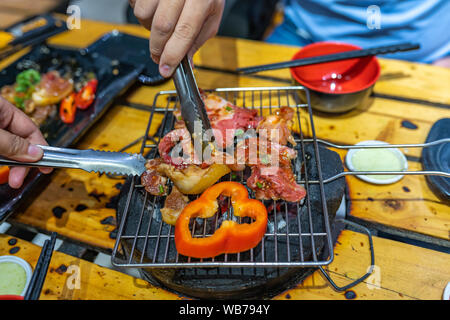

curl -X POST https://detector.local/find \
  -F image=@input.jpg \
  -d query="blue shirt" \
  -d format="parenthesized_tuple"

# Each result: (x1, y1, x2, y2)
(266, 0, 450, 63)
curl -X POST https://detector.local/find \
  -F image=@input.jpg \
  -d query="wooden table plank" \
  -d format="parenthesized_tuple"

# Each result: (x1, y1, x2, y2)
(0, 0, 61, 29)
(48, 16, 150, 48)
(0, 234, 183, 300)
(1, 230, 448, 300)
(0, 11, 28, 29)
(274, 230, 450, 300)
(340, 158, 450, 243)
(0, 0, 60, 12)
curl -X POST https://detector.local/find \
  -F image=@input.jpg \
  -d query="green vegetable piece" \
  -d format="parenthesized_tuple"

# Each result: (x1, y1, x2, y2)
(13, 96, 25, 110)
(16, 69, 41, 87)
(14, 85, 28, 93)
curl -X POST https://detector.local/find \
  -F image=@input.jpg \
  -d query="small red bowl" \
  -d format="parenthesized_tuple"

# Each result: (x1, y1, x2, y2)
(290, 42, 380, 113)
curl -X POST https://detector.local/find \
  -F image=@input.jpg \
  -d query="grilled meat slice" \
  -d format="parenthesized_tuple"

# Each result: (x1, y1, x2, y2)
(247, 165, 306, 202)
(141, 158, 168, 196)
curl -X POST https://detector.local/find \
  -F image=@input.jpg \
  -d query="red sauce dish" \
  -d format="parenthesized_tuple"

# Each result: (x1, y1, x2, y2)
(290, 42, 380, 113)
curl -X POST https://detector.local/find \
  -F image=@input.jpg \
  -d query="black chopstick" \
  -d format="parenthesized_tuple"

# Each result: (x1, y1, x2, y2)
(24, 232, 57, 300)
(9, 16, 57, 46)
(0, 21, 67, 60)
(236, 42, 420, 74)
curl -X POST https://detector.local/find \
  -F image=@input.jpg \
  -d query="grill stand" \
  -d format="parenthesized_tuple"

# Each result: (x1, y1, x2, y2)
(318, 219, 375, 292)
(110, 86, 448, 299)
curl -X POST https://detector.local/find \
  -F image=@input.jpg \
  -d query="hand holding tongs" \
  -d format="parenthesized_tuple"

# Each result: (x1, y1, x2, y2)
(0, 145, 147, 176)
(172, 56, 212, 157)
(0, 58, 206, 176)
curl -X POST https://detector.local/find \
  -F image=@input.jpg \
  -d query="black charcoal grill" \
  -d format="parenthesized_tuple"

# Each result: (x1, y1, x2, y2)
(112, 86, 348, 299)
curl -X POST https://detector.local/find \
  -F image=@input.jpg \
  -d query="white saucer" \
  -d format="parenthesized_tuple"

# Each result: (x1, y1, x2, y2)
(345, 140, 408, 185)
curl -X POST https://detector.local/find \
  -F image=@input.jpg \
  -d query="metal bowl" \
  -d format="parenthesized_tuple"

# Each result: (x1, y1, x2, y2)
(290, 42, 380, 113)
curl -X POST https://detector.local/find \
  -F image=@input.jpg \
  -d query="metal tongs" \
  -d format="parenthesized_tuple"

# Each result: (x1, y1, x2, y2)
(0, 145, 147, 176)
(172, 56, 212, 158)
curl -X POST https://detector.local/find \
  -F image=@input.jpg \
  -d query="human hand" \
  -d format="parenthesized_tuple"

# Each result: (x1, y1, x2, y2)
(130, 0, 225, 77)
(0, 97, 52, 189)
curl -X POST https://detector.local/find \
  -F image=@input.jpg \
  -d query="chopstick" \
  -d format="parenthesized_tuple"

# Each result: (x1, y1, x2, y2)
(24, 232, 57, 300)
(236, 42, 420, 74)
(0, 20, 67, 60)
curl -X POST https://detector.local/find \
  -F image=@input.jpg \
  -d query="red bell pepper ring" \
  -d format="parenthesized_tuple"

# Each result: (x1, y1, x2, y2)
(175, 181, 268, 258)
(59, 93, 77, 124)
(75, 79, 97, 110)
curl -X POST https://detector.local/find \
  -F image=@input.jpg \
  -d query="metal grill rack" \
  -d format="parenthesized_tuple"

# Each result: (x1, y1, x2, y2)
(111, 86, 449, 270)
(112, 86, 335, 268)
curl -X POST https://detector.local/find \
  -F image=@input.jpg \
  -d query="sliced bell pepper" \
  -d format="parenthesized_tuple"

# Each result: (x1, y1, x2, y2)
(175, 181, 268, 258)
(59, 93, 76, 124)
(0, 166, 10, 185)
(75, 79, 97, 110)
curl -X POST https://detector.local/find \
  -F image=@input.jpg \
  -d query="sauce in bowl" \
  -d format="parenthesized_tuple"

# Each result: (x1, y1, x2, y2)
(0, 262, 27, 295)
(0, 256, 32, 296)
(351, 148, 404, 180)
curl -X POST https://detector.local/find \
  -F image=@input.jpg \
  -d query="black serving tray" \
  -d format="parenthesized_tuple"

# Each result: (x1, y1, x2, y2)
(421, 118, 450, 202)
(0, 31, 164, 223)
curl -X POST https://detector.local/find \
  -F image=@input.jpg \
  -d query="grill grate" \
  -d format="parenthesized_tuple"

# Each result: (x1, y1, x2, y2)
(111, 86, 335, 268)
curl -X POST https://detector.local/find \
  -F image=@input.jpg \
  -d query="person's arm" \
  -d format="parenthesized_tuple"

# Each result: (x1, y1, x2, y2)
(129, 0, 225, 77)
(0, 97, 52, 189)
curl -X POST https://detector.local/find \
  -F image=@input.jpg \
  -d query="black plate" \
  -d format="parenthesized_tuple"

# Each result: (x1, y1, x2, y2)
(85, 31, 167, 86)
(0, 31, 164, 223)
(421, 118, 450, 201)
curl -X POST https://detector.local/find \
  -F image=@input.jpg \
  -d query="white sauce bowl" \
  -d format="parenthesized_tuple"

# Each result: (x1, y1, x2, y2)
(0, 255, 33, 296)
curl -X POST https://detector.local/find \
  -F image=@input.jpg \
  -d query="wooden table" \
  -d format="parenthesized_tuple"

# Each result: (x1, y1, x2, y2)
(1, 18, 449, 300)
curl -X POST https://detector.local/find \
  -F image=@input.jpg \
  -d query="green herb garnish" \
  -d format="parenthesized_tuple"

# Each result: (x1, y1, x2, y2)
(12, 70, 41, 110)
(14, 84, 28, 93)
(256, 182, 263, 189)
(225, 106, 233, 111)
(234, 128, 244, 136)
(158, 184, 164, 194)
(16, 69, 41, 87)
